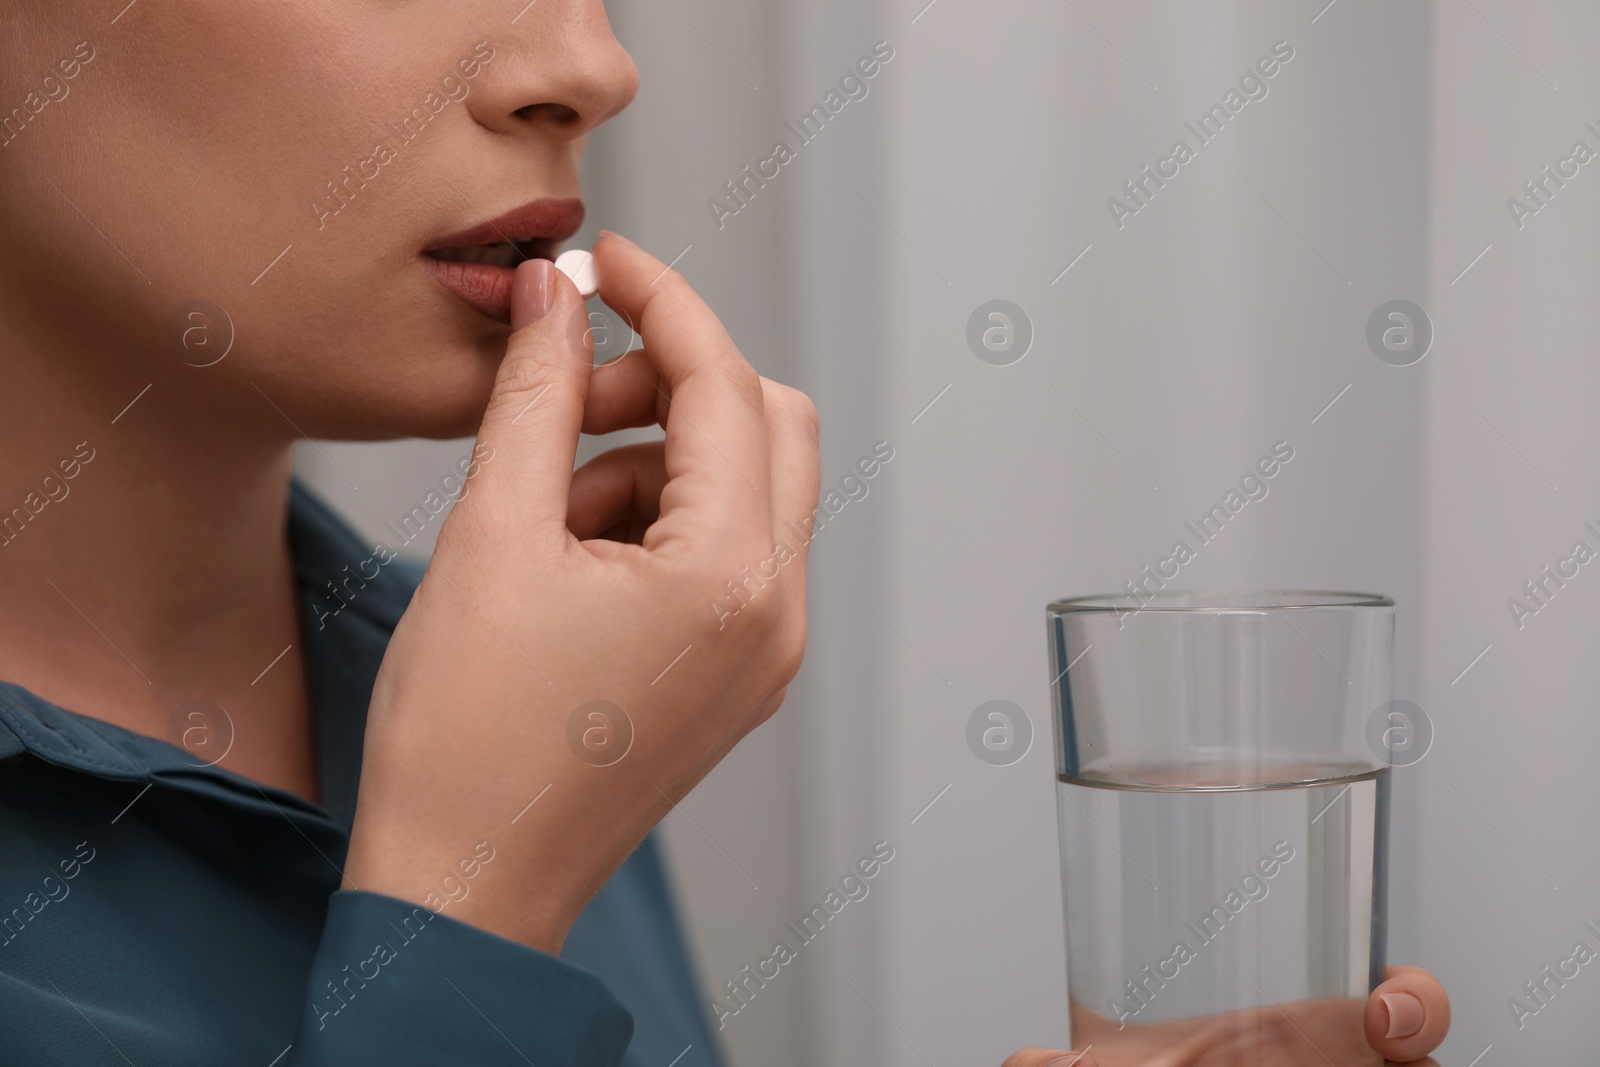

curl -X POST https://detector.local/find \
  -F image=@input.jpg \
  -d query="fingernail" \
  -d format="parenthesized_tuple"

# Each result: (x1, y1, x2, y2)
(597, 229, 640, 252)
(1381, 991, 1425, 1039)
(511, 258, 554, 330)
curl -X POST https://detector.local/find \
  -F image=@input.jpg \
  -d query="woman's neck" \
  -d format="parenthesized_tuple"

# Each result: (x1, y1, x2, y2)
(0, 340, 318, 800)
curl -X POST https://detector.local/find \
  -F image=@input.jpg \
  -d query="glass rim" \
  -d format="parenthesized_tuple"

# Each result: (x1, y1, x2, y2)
(1047, 588, 1394, 614)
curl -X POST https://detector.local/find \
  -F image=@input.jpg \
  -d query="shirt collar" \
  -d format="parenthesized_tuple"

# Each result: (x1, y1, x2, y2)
(0, 480, 421, 832)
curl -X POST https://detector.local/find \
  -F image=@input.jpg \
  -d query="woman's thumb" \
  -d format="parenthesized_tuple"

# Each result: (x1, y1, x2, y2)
(466, 257, 594, 538)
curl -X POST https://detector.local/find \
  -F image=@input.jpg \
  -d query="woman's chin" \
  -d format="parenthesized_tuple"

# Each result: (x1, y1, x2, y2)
(290, 364, 501, 442)
(356, 390, 497, 442)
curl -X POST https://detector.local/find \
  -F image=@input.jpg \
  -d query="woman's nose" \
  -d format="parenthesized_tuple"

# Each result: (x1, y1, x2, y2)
(467, 0, 639, 143)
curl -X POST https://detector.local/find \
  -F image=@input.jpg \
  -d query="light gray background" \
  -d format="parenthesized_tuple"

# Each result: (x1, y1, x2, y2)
(298, 1, 1599, 1062)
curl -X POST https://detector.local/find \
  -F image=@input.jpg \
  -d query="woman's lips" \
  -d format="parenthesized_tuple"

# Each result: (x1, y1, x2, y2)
(421, 255, 525, 324)
(422, 197, 584, 324)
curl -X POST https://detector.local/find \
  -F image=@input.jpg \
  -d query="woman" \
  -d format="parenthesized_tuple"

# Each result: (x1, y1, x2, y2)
(0, 1, 1448, 1063)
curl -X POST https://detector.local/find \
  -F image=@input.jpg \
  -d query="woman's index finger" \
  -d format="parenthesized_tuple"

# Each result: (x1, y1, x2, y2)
(591, 232, 771, 542)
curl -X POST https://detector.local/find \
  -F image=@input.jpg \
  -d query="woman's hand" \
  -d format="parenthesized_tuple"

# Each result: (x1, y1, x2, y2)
(344, 232, 820, 954)
(1003, 966, 1450, 1066)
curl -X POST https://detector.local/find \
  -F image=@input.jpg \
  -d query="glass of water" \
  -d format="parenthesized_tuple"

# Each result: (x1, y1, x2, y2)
(1047, 590, 1394, 1065)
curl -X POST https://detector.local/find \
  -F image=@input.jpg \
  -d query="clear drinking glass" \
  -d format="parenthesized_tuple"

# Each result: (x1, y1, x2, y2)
(1047, 590, 1394, 1065)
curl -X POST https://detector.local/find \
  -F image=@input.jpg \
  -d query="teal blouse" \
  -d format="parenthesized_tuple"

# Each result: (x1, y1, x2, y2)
(0, 483, 722, 1066)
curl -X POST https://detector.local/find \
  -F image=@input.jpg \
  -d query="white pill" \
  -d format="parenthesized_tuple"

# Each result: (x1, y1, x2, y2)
(554, 248, 598, 299)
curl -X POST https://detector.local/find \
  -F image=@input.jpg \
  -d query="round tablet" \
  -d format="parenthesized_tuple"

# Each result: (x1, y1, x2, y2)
(554, 248, 598, 300)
